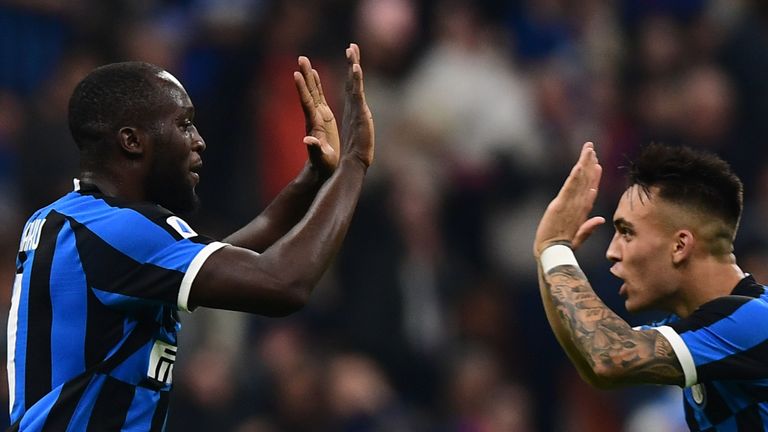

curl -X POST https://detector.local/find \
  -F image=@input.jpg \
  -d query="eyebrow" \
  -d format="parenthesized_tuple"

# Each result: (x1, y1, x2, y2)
(613, 218, 634, 230)
(177, 106, 195, 119)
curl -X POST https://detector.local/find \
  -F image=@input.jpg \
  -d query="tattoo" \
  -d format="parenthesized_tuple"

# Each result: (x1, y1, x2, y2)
(545, 266, 683, 385)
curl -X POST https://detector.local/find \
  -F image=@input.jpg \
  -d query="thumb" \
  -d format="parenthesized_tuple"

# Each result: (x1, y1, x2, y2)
(572, 216, 606, 250)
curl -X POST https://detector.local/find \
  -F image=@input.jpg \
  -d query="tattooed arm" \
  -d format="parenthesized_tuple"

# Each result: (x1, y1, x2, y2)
(538, 263, 684, 388)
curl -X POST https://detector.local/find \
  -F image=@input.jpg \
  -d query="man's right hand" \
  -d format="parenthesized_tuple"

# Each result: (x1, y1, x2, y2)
(341, 43, 374, 168)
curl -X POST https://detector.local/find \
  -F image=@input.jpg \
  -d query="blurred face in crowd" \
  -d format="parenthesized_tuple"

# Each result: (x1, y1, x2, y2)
(606, 186, 682, 313)
(144, 71, 206, 213)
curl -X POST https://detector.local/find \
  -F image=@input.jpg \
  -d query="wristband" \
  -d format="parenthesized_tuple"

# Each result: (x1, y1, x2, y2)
(540, 244, 580, 274)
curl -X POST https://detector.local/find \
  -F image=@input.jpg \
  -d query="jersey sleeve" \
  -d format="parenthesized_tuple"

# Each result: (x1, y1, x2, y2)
(72, 204, 228, 313)
(650, 295, 768, 386)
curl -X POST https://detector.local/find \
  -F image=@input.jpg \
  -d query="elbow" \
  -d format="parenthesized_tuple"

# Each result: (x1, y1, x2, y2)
(260, 281, 312, 317)
(587, 364, 625, 390)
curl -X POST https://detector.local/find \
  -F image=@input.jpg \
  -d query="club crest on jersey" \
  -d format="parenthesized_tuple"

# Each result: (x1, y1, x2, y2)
(166, 216, 197, 239)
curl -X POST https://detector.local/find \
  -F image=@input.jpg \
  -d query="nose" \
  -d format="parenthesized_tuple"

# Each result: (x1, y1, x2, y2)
(191, 127, 206, 152)
(606, 232, 621, 263)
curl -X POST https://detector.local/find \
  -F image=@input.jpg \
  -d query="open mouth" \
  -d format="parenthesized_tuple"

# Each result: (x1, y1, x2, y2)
(190, 163, 202, 184)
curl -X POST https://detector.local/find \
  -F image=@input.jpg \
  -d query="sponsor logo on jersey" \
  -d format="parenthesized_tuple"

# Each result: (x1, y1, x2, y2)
(147, 340, 177, 385)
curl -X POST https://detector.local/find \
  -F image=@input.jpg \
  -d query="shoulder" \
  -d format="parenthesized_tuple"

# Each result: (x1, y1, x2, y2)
(670, 294, 768, 336)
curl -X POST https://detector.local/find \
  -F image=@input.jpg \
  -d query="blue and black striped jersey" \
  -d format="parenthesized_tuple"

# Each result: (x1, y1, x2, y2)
(644, 275, 768, 431)
(7, 181, 227, 431)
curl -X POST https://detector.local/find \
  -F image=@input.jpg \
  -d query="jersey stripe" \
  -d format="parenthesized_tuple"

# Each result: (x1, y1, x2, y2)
(150, 391, 170, 431)
(50, 220, 87, 387)
(698, 339, 768, 381)
(671, 295, 752, 334)
(70, 217, 184, 304)
(84, 283, 125, 370)
(25, 211, 65, 410)
(40, 374, 92, 431)
(86, 375, 135, 431)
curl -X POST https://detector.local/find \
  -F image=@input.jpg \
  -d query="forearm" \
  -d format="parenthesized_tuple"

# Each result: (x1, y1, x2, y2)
(537, 266, 605, 386)
(224, 163, 324, 252)
(539, 262, 683, 387)
(258, 156, 367, 295)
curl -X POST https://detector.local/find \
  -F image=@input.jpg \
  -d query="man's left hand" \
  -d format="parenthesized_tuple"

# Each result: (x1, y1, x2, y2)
(534, 142, 605, 256)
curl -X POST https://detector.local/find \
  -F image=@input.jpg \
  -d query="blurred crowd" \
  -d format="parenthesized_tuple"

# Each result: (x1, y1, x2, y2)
(2, 0, 768, 430)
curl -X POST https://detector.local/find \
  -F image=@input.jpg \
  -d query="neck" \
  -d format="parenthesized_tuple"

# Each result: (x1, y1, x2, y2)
(79, 162, 145, 202)
(674, 254, 744, 317)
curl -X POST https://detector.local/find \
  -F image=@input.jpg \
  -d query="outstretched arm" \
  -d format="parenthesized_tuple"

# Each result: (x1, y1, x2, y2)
(192, 44, 374, 316)
(533, 143, 684, 388)
(225, 55, 342, 252)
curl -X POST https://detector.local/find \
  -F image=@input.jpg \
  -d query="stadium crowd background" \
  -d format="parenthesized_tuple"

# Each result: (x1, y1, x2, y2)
(1, 0, 768, 430)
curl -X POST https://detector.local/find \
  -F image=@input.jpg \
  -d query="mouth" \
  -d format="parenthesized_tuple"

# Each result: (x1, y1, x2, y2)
(190, 162, 202, 185)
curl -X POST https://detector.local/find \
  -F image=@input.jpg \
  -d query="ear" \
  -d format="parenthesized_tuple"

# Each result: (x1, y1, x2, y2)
(118, 127, 144, 156)
(671, 229, 695, 265)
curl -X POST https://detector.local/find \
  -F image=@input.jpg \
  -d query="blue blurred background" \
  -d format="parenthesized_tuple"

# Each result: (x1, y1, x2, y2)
(2, 0, 768, 430)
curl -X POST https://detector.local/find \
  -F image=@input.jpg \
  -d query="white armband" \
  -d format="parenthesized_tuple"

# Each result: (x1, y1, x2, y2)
(540, 244, 580, 274)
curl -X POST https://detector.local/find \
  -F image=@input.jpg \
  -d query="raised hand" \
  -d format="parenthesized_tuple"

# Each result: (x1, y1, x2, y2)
(294, 56, 340, 178)
(341, 43, 374, 167)
(534, 142, 605, 255)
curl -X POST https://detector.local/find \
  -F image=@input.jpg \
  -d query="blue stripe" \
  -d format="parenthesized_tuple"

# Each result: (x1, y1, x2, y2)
(122, 387, 160, 431)
(59, 194, 205, 272)
(17, 384, 63, 432)
(58, 195, 175, 263)
(11, 253, 32, 421)
(684, 388, 713, 430)
(681, 299, 768, 366)
(110, 332, 155, 388)
(713, 381, 749, 413)
(714, 415, 738, 431)
(64, 374, 107, 432)
(49, 221, 87, 387)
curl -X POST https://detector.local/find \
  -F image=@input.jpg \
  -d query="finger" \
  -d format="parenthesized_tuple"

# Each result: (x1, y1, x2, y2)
(293, 71, 314, 117)
(298, 56, 321, 105)
(572, 216, 606, 250)
(559, 142, 599, 197)
(312, 69, 327, 104)
(349, 43, 361, 65)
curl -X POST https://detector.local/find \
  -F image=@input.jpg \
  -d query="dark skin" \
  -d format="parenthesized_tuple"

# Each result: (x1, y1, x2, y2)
(80, 44, 374, 317)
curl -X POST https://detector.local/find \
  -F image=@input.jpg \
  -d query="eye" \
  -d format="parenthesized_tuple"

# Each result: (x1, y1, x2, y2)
(180, 119, 194, 131)
(616, 226, 633, 241)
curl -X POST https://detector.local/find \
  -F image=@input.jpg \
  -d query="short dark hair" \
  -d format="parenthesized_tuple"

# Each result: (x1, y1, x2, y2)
(68, 61, 169, 155)
(627, 143, 744, 246)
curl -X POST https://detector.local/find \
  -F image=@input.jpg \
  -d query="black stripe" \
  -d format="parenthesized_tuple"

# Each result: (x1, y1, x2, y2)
(735, 404, 764, 430)
(702, 382, 733, 425)
(149, 391, 170, 432)
(84, 287, 124, 369)
(732, 275, 764, 298)
(69, 217, 183, 304)
(698, 338, 768, 381)
(25, 211, 66, 410)
(670, 295, 753, 334)
(77, 188, 201, 242)
(41, 373, 93, 431)
(86, 376, 135, 431)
